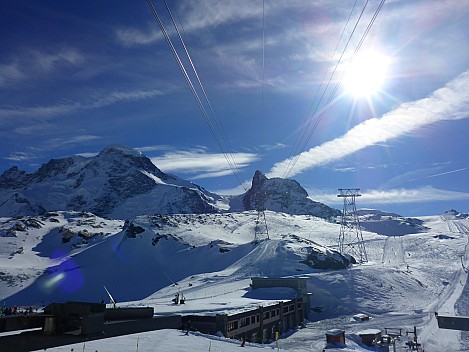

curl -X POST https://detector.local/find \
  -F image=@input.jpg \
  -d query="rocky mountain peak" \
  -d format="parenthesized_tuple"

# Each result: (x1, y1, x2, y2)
(251, 170, 268, 190)
(98, 144, 143, 158)
(35, 157, 78, 182)
(236, 171, 340, 219)
(0, 166, 31, 189)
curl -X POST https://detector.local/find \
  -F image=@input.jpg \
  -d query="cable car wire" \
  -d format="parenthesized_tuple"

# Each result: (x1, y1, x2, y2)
(283, 0, 386, 179)
(146, 0, 247, 189)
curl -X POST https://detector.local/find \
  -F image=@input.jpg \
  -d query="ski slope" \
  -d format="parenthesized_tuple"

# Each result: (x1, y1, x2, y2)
(1, 211, 469, 351)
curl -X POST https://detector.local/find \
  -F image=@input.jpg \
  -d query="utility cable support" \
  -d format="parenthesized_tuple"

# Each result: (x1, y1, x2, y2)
(338, 188, 368, 263)
(283, 0, 386, 179)
(146, 0, 247, 190)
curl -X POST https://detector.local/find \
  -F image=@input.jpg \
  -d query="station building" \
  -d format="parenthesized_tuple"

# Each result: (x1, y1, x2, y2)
(181, 276, 311, 343)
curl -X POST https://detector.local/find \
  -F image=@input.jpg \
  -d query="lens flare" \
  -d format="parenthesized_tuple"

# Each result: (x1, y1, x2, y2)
(343, 51, 390, 97)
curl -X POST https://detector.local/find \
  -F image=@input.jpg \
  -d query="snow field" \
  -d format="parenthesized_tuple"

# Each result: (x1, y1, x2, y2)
(2, 211, 469, 351)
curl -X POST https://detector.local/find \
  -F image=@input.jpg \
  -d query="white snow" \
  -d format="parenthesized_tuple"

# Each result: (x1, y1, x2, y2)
(1, 211, 469, 351)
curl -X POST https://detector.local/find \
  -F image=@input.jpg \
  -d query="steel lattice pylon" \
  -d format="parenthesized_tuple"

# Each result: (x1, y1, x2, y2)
(254, 190, 269, 242)
(338, 188, 368, 263)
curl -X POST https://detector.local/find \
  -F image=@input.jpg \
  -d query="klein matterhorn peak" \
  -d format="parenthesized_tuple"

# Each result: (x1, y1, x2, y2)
(231, 170, 340, 219)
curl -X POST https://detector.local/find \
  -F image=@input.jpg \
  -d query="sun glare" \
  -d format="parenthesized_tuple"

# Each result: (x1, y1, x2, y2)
(343, 51, 389, 98)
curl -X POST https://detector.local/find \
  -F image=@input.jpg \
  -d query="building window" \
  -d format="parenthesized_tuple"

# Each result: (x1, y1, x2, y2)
(263, 311, 270, 320)
(271, 310, 276, 317)
(227, 320, 239, 332)
(251, 316, 256, 324)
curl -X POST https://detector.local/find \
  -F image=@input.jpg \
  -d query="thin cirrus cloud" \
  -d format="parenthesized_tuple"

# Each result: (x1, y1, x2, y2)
(5, 152, 35, 162)
(0, 63, 24, 87)
(116, 1, 262, 47)
(32, 48, 85, 71)
(150, 150, 259, 179)
(0, 48, 86, 88)
(5, 135, 102, 162)
(0, 89, 166, 121)
(268, 70, 469, 178)
(308, 186, 469, 206)
(425, 168, 467, 179)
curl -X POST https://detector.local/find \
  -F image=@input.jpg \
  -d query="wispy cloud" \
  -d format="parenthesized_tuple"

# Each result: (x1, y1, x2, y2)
(33, 48, 85, 71)
(117, 1, 263, 47)
(0, 62, 24, 87)
(0, 89, 165, 121)
(3, 135, 103, 163)
(5, 152, 36, 162)
(116, 27, 162, 47)
(361, 187, 469, 204)
(308, 186, 469, 206)
(136, 145, 174, 153)
(41, 135, 101, 150)
(426, 168, 466, 179)
(261, 142, 287, 151)
(269, 70, 469, 178)
(0, 48, 86, 88)
(150, 149, 259, 179)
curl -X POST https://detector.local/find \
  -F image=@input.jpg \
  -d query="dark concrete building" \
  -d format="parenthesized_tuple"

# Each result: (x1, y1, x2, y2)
(182, 277, 311, 343)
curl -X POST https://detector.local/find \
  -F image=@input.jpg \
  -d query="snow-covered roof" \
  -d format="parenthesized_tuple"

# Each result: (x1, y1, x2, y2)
(357, 329, 382, 335)
(326, 329, 345, 336)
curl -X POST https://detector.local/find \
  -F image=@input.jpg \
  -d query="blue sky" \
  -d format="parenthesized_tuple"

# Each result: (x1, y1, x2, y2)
(1, 0, 469, 216)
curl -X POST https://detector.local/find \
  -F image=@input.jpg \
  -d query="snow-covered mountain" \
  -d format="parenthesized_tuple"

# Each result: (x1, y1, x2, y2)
(0, 146, 340, 220)
(357, 208, 428, 236)
(2, 210, 469, 351)
(442, 208, 469, 219)
(0, 145, 221, 218)
(0, 211, 351, 305)
(230, 170, 341, 219)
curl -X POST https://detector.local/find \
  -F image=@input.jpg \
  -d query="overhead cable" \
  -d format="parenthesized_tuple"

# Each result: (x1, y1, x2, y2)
(283, 0, 386, 179)
(146, 0, 247, 190)
(282, 0, 360, 178)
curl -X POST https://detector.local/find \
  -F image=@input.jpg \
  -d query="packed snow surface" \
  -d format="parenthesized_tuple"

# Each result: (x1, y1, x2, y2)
(1, 210, 468, 351)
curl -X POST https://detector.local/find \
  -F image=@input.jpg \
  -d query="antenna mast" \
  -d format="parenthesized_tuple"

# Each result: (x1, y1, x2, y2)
(337, 188, 368, 263)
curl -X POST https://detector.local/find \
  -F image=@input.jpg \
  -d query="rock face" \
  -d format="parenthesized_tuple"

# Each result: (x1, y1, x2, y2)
(232, 170, 340, 219)
(0, 145, 220, 218)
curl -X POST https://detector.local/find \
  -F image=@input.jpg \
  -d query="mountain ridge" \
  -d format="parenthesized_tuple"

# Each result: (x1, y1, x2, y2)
(0, 145, 339, 219)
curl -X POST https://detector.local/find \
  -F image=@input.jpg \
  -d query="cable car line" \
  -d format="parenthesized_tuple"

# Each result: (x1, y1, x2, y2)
(282, 0, 360, 178)
(282, 0, 386, 179)
(163, 0, 239, 174)
(261, 0, 265, 147)
(146, 0, 247, 190)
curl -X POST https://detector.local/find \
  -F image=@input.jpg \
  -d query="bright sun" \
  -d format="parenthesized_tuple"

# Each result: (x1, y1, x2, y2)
(343, 51, 389, 97)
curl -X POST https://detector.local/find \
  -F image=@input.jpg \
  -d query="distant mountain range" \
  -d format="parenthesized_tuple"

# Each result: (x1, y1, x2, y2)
(0, 145, 340, 219)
